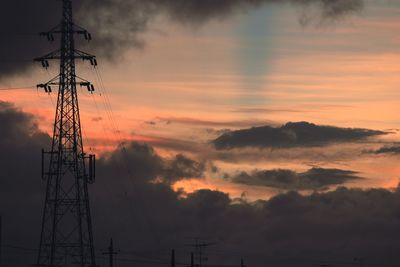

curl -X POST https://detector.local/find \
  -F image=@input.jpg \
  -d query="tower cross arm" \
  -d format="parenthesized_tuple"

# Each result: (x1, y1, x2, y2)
(39, 23, 92, 42)
(34, 49, 62, 62)
(74, 50, 97, 66)
(34, 49, 98, 68)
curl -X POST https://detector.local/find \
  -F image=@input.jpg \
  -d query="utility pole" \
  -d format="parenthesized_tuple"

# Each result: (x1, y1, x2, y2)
(34, 0, 97, 266)
(102, 239, 118, 267)
(0, 215, 2, 267)
(171, 249, 175, 267)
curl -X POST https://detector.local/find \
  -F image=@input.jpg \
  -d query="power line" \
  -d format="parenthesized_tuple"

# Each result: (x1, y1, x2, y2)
(89, 64, 164, 244)
(2, 242, 400, 267)
(0, 32, 39, 36)
(0, 59, 34, 63)
(0, 86, 35, 91)
(1, 245, 38, 251)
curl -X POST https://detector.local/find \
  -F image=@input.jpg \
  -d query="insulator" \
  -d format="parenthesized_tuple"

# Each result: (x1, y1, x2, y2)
(43, 85, 51, 93)
(90, 58, 97, 66)
(40, 32, 54, 42)
(84, 32, 92, 41)
(47, 33, 54, 42)
(41, 60, 49, 68)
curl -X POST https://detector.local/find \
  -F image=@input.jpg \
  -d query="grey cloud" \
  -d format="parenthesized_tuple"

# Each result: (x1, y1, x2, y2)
(0, 0, 364, 78)
(0, 101, 50, 264)
(0, 0, 60, 78)
(92, 116, 103, 122)
(78, 0, 364, 58)
(141, 135, 203, 154)
(100, 141, 206, 184)
(212, 121, 386, 150)
(163, 154, 206, 183)
(5, 101, 400, 267)
(229, 167, 362, 190)
(370, 145, 400, 155)
(0, 101, 49, 195)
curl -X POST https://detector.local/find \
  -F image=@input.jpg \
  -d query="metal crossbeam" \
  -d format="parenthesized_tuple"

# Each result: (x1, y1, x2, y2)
(36, 1, 97, 267)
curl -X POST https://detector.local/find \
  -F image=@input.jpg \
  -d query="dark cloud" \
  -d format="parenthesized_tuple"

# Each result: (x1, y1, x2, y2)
(5, 102, 400, 267)
(0, 101, 50, 266)
(0, 0, 364, 78)
(144, 120, 157, 125)
(370, 145, 400, 155)
(92, 116, 103, 122)
(0, 101, 49, 195)
(138, 135, 203, 154)
(78, 0, 365, 60)
(163, 154, 206, 183)
(100, 141, 206, 184)
(213, 121, 386, 150)
(229, 167, 362, 190)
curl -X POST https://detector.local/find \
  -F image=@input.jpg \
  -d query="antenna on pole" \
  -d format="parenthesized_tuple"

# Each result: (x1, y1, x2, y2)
(34, 0, 98, 266)
(188, 238, 216, 267)
(102, 239, 118, 267)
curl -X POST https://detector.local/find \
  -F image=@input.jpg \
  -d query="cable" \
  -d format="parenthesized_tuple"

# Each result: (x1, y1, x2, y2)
(97, 255, 168, 265)
(0, 86, 35, 91)
(0, 32, 38, 36)
(2, 243, 400, 267)
(0, 59, 34, 63)
(89, 65, 163, 244)
(1, 244, 38, 251)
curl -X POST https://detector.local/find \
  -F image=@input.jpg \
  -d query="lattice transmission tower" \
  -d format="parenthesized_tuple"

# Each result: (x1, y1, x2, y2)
(34, 0, 98, 266)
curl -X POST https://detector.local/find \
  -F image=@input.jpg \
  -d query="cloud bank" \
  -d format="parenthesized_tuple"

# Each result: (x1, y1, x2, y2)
(3, 102, 400, 267)
(0, 0, 364, 78)
(228, 167, 362, 190)
(213, 121, 385, 150)
(371, 145, 400, 155)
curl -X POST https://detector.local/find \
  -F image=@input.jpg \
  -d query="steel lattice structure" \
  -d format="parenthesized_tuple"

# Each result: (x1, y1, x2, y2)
(35, 0, 97, 266)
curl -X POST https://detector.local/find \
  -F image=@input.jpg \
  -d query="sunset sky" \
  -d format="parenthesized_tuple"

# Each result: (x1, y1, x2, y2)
(2, 0, 399, 200)
(3, 0, 400, 266)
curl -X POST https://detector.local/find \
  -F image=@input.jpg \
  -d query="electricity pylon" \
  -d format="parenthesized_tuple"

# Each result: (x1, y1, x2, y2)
(34, 0, 97, 266)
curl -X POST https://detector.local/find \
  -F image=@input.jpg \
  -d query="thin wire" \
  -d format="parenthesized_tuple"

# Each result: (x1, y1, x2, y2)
(0, 59, 34, 63)
(1, 244, 38, 251)
(96, 255, 168, 265)
(90, 65, 162, 243)
(0, 32, 38, 36)
(2, 244, 400, 267)
(0, 86, 35, 91)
